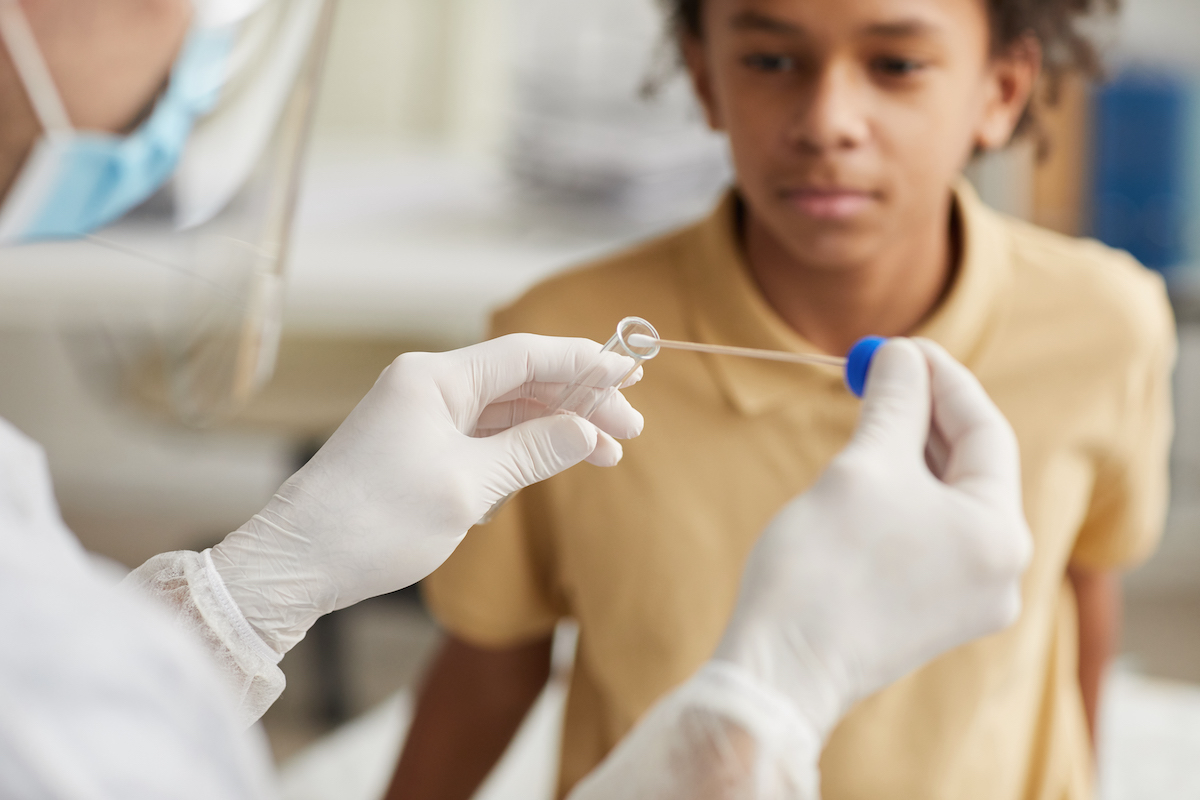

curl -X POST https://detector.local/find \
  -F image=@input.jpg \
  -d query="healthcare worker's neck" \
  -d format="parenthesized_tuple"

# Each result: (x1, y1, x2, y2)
(740, 190, 958, 359)
(0, 48, 39, 199)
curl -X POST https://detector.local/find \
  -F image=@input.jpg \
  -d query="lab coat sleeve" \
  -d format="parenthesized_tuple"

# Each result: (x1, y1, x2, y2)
(123, 549, 286, 727)
(567, 661, 822, 800)
(0, 541, 278, 800)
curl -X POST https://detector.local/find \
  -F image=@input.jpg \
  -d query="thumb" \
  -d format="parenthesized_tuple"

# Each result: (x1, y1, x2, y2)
(851, 338, 931, 458)
(484, 414, 599, 494)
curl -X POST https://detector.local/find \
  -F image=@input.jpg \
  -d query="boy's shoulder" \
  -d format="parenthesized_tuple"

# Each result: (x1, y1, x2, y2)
(490, 223, 697, 339)
(999, 212, 1174, 352)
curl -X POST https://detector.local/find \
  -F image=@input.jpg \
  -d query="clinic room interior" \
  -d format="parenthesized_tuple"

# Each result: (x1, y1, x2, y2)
(5, 0, 1200, 797)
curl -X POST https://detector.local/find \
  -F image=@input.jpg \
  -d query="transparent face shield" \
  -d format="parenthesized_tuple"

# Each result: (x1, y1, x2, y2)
(0, 0, 335, 425)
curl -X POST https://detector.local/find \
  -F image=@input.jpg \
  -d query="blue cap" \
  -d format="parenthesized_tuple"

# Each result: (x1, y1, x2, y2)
(844, 336, 887, 398)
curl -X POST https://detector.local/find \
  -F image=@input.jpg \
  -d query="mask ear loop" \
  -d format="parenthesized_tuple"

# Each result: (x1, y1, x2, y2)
(0, 0, 72, 133)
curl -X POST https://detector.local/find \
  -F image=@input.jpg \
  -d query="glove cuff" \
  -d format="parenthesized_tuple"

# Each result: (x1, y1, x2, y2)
(713, 615, 848, 742)
(122, 550, 286, 726)
(566, 660, 823, 800)
(200, 549, 285, 666)
(694, 660, 824, 761)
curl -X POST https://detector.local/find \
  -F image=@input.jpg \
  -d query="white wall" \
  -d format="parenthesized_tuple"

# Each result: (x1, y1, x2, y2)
(311, 0, 515, 160)
(1111, 0, 1200, 71)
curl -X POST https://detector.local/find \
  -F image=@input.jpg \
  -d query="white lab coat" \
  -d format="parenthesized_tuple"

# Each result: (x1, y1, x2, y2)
(0, 418, 276, 798)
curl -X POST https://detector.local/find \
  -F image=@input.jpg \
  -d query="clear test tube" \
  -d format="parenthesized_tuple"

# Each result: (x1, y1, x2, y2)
(478, 316, 660, 524)
(544, 316, 660, 419)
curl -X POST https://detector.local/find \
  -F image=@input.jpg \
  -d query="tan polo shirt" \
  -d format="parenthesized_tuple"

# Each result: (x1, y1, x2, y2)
(424, 182, 1175, 800)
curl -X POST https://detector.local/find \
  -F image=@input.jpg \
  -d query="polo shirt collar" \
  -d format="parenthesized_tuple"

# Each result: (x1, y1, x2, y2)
(678, 178, 1012, 416)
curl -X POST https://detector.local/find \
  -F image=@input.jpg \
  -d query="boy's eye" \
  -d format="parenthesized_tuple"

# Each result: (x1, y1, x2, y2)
(742, 53, 796, 73)
(872, 56, 925, 77)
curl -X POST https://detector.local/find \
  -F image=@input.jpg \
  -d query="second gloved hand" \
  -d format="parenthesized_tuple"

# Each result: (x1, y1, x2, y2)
(210, 334, 645, 654)
(565, 340, 1032, 800)
(715, 338, 1033, 740)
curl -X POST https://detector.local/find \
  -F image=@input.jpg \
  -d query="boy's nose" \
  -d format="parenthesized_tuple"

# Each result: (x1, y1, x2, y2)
(784, 62, 871, 154)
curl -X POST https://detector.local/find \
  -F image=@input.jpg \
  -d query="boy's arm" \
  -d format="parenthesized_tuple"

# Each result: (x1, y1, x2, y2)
(1067, 564, 1121, 748)
(1066, 270, 1173, 751)
(383, 634, 554, 800)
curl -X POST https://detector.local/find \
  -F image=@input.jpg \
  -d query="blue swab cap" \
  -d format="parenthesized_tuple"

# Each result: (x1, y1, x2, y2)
(844, 336, 887, 398)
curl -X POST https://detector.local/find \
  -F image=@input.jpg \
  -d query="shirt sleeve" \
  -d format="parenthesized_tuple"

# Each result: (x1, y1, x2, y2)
(1070, 279, 1176, 570)
(423, 486, 564, 646)
(421, 308, 567, 647)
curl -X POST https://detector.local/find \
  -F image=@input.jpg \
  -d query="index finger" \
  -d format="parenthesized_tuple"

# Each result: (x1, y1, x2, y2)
(453, 333, 640, 408)
(913, 339, 1022, 505)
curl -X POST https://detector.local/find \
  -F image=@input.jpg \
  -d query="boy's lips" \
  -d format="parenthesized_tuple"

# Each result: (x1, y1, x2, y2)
(781, 187, 877, 220)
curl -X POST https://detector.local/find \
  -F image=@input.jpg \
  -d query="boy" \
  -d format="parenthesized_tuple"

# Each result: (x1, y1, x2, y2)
(386, 1, 1174, 798)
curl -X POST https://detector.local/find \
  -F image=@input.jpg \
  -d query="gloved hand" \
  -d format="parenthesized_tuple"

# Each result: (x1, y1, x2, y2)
(714, 337, 1032, 740)
(566, 339, 1032, 800)
(210, 334, 645, 654)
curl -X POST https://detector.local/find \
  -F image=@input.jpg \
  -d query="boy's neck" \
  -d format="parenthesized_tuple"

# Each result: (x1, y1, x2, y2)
(741, 193, 959, 358)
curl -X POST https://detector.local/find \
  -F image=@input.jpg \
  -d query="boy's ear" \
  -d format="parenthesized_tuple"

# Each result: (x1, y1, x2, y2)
(681, 34, 724, 132)
(975, 35, 1042, 151)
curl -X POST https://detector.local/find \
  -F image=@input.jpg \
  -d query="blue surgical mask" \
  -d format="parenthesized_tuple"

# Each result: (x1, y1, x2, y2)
(0, 6, 234, 244)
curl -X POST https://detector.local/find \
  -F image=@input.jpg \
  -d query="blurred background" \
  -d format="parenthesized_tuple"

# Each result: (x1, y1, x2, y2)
(3, 0, 1200, 797)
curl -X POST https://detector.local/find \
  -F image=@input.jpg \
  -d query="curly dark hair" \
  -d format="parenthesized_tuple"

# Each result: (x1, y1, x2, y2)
(662, 0, 1120, 146)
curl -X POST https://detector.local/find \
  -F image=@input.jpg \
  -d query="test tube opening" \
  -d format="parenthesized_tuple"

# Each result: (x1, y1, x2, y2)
(614, 317, 660, 361)
(545, 317, 660, 421)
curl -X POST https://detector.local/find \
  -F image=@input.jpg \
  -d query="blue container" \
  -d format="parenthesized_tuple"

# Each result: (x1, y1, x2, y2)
(1090, 71, 1191, 271)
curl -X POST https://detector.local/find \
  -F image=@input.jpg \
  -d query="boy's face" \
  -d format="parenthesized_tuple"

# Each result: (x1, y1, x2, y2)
(684, 0, 1037, 270)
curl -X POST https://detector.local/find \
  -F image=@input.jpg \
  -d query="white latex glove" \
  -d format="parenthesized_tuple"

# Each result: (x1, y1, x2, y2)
(569, 338, 1032, 800)
(714, 337, 1032, 739)
(210, 334, 644, 653)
